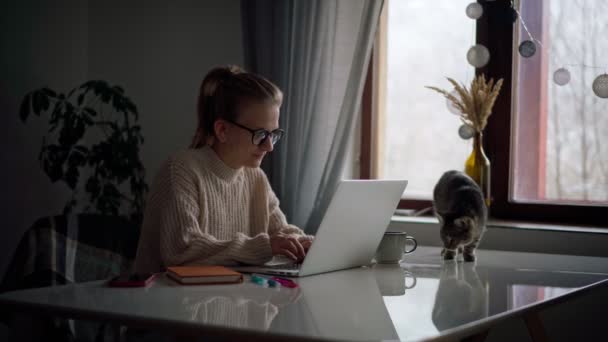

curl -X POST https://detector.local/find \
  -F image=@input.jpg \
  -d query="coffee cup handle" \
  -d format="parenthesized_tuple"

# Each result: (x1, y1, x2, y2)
(403, 271, 417, 289)
(404, 236, 417, 254)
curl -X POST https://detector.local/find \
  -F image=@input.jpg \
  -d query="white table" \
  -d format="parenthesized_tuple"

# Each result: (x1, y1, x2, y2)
(2, 247, 607, 341)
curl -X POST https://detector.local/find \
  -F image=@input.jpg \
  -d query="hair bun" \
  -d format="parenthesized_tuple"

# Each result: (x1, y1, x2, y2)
(202, 65, 245, 97)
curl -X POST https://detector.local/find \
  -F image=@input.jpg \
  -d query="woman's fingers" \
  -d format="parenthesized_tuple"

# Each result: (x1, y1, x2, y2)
(301, 239, 312, 251)
(284, 240, 304, 262)
(298, 235, 314, 252)
(271, 233, 313, 261)
(280, 248, 298, 261)
(288, 237, 306, 260)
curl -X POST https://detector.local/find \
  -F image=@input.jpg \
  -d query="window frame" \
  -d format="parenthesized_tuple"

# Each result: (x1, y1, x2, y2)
(360, 0, 607, 226)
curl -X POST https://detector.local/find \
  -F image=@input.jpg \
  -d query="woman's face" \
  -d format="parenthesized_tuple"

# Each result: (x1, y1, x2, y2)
(220, 101, 281, 168)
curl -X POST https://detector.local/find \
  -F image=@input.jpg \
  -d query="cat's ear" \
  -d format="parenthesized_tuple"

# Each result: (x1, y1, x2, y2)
(454, 217, 475, 229)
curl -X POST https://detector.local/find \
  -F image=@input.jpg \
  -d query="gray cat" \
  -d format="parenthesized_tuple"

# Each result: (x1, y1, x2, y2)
(433, 170, 487, 262)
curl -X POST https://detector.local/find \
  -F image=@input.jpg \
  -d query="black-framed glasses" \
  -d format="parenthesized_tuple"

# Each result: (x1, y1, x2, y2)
(224, 119, 285, 146)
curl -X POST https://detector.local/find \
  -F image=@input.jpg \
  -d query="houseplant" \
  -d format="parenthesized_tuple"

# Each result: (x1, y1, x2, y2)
(19, 80, 148, 224)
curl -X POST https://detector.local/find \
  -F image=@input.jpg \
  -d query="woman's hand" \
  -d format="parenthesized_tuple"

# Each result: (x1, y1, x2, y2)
(270, 233, 308, 262)
(298, 235, 314, 252)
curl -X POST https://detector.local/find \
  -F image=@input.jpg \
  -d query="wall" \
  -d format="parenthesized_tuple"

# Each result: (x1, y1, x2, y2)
(0, 0, 90, 281)
(0, 0, 244, 281)
(87, 0, 244, 182)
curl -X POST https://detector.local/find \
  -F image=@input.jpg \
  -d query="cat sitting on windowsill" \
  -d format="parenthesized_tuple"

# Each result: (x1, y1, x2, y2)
(433, 170, 487, 262)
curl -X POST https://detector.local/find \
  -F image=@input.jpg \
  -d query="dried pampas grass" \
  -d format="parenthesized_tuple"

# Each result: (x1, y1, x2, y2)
(426, 74, 503, 132)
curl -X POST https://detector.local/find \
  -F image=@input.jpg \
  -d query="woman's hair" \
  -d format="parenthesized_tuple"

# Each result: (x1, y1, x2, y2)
(189, 65, 283, 148)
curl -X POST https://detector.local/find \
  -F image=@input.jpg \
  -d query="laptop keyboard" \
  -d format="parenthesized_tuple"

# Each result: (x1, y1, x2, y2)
(263, 263, 301, 270)
(263, 255, 301, 270)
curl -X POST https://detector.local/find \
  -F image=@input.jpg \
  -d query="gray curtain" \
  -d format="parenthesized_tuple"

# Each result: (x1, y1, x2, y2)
(242, 0, 384, 233)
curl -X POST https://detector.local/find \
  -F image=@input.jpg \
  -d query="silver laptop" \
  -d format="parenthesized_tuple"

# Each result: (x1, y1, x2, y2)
(231, 179, 408, 277)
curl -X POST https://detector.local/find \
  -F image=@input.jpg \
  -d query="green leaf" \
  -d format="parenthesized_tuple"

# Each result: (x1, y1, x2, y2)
(42, 154, 63, 182)
(74, 145, 88, 154)
(68, 147, 87, 167)
(41, 93, 50, 111)
(77, 93, 85, 105)
(101, 90, 111, 103)
(49, 122, 59, 133)
(101, 183, 121, 214)
(84, 107, 97, 117)
(99, 80, 110, 90)
(112, 95, 123, 112)
(73, 119, 86, 142)
(63, 200, 75, 216)
(93, 80, 110, 99)
(82, 114, 94, 125)
(125, 98, 138, 117)
(59, 113, 83, 146)
(42, 88, 57, 97)
(49, 101, 63, 125)
(32, 91, 42, 115)
(19, 93, 31, 122)
(85, 176, 100, 197)
(65, 166, 79, 189)
(65, 101, 75, 114)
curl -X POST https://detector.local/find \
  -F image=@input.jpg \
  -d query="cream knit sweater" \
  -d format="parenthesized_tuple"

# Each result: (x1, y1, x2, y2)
(134, 146, 305, 273)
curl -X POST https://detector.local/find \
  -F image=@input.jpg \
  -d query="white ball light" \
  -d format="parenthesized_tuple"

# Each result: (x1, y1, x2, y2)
(458, 124, 475, 140)
(519, 40, 536, 58)
(466, 44, 490, 68)
(446, 90, 462, 115)
(466, 3, 483, 19)
(592, 74, 608, 98)
(553, 68, 571, 86)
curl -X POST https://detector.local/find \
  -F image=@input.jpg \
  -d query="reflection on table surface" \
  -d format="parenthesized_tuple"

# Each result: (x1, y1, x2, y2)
(2, 247, 607, 341)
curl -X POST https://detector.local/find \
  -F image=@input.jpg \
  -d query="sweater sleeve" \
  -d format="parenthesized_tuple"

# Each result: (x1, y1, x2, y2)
(262, 172, 310, 238)
(157, 158, 273, 267)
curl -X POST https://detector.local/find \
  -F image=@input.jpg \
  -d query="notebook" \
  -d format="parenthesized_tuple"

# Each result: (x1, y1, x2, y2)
(166, 266, 243, 285)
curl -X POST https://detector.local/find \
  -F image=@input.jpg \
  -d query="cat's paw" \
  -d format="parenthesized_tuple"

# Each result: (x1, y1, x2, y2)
(463, 253, 476, 262)
(443, 249, 456, 260)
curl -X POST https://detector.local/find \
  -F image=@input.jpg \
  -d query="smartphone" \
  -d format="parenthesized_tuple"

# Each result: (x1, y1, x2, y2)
(108, 273, 157, 287)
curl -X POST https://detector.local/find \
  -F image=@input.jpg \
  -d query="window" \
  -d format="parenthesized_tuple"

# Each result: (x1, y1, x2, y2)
(363, 0, 475, 203)
(512, 0, 608, 205)
(361, 0, 607, 226)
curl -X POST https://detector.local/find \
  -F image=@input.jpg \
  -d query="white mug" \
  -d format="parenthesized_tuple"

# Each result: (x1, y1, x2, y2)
(372, 264, 418, 296)
(375, 232, 417, 264)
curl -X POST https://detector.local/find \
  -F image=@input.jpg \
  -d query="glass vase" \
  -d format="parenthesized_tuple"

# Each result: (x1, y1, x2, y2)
(465, 131, 491, 207)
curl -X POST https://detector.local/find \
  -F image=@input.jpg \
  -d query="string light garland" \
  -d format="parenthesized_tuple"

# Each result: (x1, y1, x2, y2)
(467, 44, 490, 68)
(449, 0, 606, 140)
(510, 0, 607, 97)
(460, 2, 493, 139)
(458, 124, 476, 139)
(553, 68, 571, 86)
(466, 2, 484, 19)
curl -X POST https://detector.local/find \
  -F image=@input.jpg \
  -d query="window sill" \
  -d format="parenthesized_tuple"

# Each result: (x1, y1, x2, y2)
(392, 212, 608, 234)
(389, 214, 608, 257)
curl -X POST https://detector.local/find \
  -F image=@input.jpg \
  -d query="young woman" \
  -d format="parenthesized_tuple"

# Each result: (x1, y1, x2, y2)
(135, 65, 313, 273)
